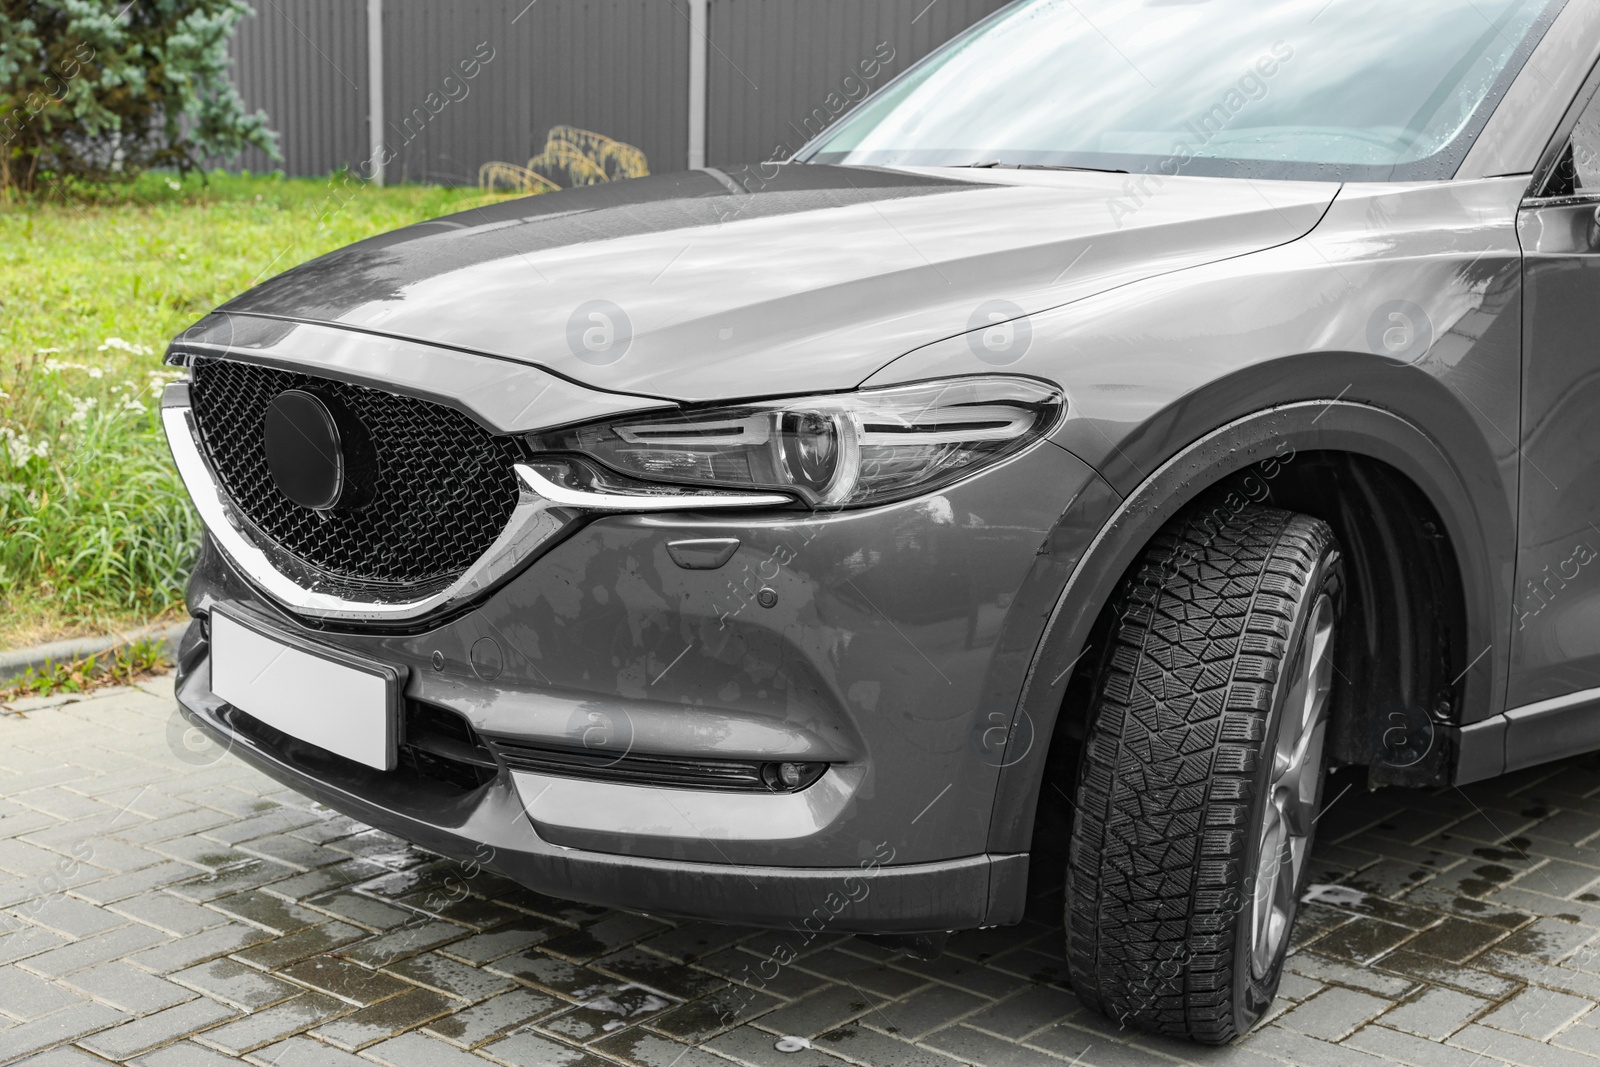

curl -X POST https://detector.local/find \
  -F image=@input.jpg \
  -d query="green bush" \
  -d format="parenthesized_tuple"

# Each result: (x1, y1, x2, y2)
(0, 0, 277, 192)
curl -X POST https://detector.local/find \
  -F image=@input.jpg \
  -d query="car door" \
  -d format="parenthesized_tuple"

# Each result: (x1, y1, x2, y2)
(1510, 72, 1600, 722)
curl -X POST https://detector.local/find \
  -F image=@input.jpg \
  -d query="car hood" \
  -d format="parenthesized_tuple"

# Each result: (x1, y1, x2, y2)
(221, 164, 1338, 402)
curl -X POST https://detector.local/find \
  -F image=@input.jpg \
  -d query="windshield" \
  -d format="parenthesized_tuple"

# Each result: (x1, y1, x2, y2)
(801, 0, 1563, 181)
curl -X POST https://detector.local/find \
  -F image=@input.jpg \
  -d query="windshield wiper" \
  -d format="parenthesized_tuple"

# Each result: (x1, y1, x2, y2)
(961, 161, 1129, 174)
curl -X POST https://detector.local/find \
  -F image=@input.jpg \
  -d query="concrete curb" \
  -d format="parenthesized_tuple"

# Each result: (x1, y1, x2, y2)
(0, 620, 191, 685)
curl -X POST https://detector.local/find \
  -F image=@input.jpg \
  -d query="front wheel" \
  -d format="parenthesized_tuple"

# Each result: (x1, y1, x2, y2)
(1065, 503, 1343, 1043)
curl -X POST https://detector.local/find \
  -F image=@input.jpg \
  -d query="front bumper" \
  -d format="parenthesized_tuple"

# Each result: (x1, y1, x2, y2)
(177, 640, 1023, 931)
(175, 439, 1108, 932)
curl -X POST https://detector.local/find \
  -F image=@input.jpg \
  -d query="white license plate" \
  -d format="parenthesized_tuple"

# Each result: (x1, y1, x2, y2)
(210, 611, 398, 771)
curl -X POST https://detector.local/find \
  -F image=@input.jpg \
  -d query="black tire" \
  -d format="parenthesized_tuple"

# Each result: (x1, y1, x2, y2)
(1065, 502, 1343, 1043)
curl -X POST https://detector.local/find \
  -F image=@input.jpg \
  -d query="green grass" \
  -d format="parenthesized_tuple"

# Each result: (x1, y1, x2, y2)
(0, 170, 513, 648)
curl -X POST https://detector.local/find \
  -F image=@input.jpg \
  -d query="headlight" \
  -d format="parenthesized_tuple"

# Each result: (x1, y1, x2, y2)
(527, 376, 1064, 508)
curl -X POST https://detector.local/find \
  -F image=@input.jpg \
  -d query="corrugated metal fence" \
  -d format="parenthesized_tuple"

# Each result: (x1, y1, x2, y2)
(230, 0, 1011, 183)
(231, 0, 367, 178)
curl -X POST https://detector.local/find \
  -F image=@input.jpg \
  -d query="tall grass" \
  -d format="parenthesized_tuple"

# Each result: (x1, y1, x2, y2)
(0, 170, 511, 645)
(0, 350, 199, 625)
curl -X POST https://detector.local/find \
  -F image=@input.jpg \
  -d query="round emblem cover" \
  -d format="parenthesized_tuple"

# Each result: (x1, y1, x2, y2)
(263, 390, 345, 511)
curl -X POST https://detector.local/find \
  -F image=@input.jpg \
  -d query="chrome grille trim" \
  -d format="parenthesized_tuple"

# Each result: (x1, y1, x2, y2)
(163, 381, 576, 622)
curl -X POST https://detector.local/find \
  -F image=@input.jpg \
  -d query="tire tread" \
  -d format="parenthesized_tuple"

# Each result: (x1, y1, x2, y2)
(1065, 503, 1337, 1043)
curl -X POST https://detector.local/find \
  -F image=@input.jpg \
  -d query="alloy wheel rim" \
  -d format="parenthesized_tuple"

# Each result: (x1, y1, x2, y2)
(1248, 592, 1335, 980)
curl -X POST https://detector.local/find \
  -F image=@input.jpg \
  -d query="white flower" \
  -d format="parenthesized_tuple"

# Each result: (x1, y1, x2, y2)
(87, 367, 103, 379)
(68, 396, 96, 424)
(97, 337, 154, 356)
(119, 395, 147, 414)
(166, 178, 181, 191)
(1, 426, 48, 466)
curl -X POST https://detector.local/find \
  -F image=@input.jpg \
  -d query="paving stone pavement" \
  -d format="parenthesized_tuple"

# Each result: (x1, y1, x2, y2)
(5, 679, 1600, 1066)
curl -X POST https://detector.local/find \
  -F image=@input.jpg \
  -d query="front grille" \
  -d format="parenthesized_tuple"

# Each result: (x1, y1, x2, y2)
(189, 358, 524, 589)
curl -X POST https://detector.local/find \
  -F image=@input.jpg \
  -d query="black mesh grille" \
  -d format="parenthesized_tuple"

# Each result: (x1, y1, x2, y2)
(188, 358, 523, 588)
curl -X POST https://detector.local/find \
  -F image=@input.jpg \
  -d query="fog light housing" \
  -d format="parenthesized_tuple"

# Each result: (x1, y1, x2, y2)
(761, 761, 827, 792)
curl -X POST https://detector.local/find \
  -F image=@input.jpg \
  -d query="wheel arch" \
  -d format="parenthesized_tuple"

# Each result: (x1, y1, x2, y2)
(986, 398, 1506, 857)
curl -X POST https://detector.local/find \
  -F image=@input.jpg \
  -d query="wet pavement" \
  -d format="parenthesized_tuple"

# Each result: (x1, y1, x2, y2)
(4, 677, 1600, 1066)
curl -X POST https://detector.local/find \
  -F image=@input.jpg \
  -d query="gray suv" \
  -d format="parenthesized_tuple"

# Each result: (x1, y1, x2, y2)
(166, 0, 1600, 1042)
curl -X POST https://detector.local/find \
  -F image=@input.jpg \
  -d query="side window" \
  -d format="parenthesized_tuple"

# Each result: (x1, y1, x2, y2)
(1543, 86, 1600, 195)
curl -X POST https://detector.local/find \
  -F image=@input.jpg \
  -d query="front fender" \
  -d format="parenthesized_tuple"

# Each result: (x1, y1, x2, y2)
(979, 399, 1508, 855)
(864, 177, 1526, 854)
